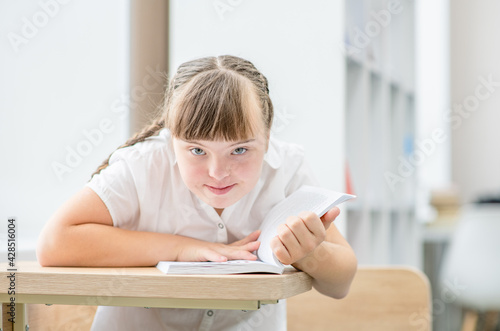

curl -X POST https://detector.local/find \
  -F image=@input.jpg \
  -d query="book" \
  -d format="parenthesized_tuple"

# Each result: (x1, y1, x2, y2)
(156, 185, 356, 275)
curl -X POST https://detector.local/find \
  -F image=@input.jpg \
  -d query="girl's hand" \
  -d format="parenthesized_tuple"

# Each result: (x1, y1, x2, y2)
(176, 230, 261, 262)
(270, 207, 340, 265)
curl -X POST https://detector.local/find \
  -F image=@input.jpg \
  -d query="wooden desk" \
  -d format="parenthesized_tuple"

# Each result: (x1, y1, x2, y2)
(0, 261, 312, 331)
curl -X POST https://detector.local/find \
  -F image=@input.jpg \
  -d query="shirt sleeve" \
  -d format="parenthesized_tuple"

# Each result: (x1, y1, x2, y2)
(86, 154, 140, 229)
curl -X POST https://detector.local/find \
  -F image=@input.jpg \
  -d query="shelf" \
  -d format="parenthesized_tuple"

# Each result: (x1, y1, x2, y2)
(344, 0, 417, 266)
(345, 50, 365, 66)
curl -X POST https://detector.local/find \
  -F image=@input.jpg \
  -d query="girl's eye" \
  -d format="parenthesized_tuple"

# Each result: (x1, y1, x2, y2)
(190, 148, 206, 155)
(232, 147, 247, 155)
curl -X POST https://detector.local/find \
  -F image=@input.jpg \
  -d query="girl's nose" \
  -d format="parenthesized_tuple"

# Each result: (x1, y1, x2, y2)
(208, 157, 230, 181)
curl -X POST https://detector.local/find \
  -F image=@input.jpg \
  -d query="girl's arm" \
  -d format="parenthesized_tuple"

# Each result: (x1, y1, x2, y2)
(270, 208, 358, 299)
(37, 187, 260, 267)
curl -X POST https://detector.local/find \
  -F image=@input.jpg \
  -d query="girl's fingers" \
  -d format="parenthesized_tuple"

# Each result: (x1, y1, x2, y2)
(230, 230, 261, 246)
(293, 212, 325, 250)
(181, 236, 260, 262)
(224, 241, 260, 260)
(320, 207, 341, 229)
(270, 235, 292, 265)
(206, 240, 260, 262)
(272, 212, 329, 265)
(201, 249, 228, 262)
(233, 250, 259, 261)
(242, 240, 261, 252)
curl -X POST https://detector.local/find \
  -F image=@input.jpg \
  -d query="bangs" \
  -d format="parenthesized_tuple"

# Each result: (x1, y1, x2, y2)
(167, 70, 263, 141)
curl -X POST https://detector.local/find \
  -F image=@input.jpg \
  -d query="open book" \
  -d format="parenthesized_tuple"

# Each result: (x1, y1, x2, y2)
(156, 185, 355, 275)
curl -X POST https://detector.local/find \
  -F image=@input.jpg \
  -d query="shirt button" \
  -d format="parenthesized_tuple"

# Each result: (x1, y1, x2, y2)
(207, 310, 214, 317)
(218, 223, 224, 229)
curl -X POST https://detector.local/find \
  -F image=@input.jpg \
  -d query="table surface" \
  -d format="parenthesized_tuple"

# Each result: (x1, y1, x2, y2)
(0, 261, 312, 303)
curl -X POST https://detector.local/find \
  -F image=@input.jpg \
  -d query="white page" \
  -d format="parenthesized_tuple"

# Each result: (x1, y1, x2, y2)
(156, 259, 283, 274)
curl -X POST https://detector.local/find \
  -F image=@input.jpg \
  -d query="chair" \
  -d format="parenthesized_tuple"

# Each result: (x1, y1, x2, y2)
(440, 204, 500, 331)
(287, 266, 432, 331)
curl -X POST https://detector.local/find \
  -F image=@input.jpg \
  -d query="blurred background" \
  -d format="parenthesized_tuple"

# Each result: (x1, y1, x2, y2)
(1, 0, 499, 329)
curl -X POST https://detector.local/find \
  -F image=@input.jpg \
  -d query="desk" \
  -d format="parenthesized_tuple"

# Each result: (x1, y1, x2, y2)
(0, 261, 312, 331)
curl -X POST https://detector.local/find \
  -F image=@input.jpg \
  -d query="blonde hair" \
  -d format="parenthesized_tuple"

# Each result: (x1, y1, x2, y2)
(91, 55, 273, 177)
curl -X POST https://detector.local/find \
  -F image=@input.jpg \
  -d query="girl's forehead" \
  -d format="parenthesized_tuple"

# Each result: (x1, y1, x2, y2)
(174, 134, 267, 147)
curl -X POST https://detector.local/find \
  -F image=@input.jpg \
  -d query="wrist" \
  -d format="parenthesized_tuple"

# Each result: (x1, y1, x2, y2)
(173, 235, 199, 261)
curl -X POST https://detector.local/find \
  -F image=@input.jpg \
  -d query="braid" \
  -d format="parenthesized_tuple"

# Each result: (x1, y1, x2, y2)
(90, 117, 165, 179)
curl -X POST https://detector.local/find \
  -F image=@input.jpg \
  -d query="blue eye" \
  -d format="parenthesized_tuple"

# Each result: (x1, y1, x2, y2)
(190, 148, 206, 155)
(232, 147, 247, 155)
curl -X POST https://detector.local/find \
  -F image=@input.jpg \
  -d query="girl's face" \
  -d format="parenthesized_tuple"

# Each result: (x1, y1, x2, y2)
(173, 133, 269, 214)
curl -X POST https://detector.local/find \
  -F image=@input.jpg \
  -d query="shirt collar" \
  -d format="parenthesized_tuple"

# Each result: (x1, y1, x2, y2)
(263, 136, 282, 169)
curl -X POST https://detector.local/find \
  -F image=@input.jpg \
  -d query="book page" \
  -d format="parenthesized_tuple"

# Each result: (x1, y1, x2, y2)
(156, 260, 283, 275)
(256, 185, 355, 266)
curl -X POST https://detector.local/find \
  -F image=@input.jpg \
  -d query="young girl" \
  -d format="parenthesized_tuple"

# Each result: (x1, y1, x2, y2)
(37, 55, 357, 330)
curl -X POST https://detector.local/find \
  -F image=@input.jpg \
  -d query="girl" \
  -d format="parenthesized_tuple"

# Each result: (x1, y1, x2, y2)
(37, 55, 357, 330)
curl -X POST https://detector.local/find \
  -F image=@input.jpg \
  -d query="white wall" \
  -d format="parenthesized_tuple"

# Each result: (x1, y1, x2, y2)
(169, 1, 345, 207)
(414, 0, 451, 219)
(0, 0, 129, 259)
(450, 0, 500, 203)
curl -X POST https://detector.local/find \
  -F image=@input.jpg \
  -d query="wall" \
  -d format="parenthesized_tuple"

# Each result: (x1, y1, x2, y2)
(450, 0, 500, 203)
(0, 0, 129, 259)
(169, 0, 346, 228)
(414, 0, 451, 219)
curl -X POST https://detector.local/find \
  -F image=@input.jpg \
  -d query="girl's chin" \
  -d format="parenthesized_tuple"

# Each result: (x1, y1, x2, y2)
(204, 196, 239, 210)
(208, 200, 234, 210)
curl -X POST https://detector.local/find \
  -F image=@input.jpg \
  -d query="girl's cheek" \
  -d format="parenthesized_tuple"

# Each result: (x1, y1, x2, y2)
(240, 159, 263, 178)
(188, 164, 205, 177)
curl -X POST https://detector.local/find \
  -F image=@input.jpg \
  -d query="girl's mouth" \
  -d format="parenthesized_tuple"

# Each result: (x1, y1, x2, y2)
(206, 184, 236, 195)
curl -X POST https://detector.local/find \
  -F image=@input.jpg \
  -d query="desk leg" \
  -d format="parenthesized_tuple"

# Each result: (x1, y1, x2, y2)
(2, 302, 12, 331)
(461, 310, 478, 331)
(2, 303, 27, 331)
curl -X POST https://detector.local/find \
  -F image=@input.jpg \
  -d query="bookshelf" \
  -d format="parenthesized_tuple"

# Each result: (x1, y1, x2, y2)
(343, 0, 419, 266)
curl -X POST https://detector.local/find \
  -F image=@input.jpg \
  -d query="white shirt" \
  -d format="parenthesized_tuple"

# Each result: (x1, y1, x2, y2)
(87, 129, 318, 331)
